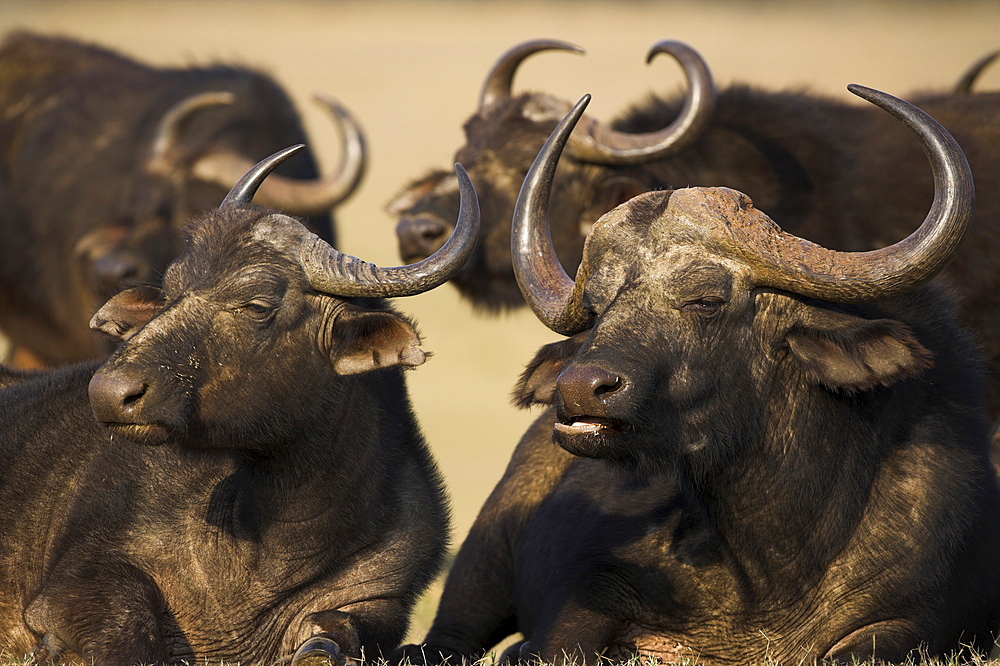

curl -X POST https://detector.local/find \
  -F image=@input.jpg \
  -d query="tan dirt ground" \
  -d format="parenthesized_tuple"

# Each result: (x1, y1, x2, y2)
(2, 0, 999, 643)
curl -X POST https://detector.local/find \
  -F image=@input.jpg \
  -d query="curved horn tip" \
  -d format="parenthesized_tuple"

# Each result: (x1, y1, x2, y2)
(557, 40, 586, 55)
(219, 144, 307, 210)
(453, 161, 481, 237)
(454, 162, 471, 183)
(479, 40, 587, 109)
(523, 38, 585, 55)
(846, 83, 874, 98)
(453, 161, 478, 207)
(645, 40, 696, 65)
(311, 91, 349, 115)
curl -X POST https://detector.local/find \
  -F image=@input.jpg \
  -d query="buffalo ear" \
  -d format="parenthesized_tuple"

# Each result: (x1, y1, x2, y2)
(785, 307, 933, 394)
(90, 284, 165, 341)
(512, 334, 587, 408)
(331, 308, 426, 376)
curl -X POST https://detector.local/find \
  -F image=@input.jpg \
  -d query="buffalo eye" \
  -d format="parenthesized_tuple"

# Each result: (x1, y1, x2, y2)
(679, 298, 724, 317)
(235, 299, 278, 321)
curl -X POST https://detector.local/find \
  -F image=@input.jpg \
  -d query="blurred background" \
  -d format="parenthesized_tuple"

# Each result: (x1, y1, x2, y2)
(2, 0, 998, 639)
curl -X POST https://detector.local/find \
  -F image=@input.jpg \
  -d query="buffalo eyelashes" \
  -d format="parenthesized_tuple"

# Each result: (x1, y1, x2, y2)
(679, 298, 724, 317)
(234, 300, 278, 320)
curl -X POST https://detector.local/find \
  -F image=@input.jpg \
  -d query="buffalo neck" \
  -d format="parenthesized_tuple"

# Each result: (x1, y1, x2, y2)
(208, 369, 414, 556)
(681, 381, 908, 596)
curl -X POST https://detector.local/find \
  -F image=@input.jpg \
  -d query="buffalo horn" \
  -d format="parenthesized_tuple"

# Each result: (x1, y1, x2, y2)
(150, 92, 366, 216)
(222, 147, 480, 298)
(512, 95, 594, 336)
(219, 144, 305, 209)
(479, 39, 584, 110)
(747, 85, 974, 303)
(148, 91, 236, 177)
(566, 41, 716, 166)
(297, 163, 480, 298)
(954, 49, 1000, 94)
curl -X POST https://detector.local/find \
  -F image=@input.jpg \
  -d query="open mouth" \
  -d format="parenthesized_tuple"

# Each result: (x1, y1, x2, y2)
(102, 422, 172, 445)
(554, 416, 621, 436)
(552, 415, 625, 459)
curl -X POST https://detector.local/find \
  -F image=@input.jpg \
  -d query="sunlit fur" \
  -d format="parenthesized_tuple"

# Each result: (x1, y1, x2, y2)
(398, 189, 1000, 665)
(0, 31, 333, 367)
(0, 205, 447, 664)
(390, 78, 1000, 420)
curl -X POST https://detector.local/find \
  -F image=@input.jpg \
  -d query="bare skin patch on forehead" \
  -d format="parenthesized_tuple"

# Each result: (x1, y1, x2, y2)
(578, 188, 757, 310)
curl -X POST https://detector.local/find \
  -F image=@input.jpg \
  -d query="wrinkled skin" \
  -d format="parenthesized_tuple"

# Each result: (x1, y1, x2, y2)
(396, 189, 1000, 665)
(0, 206, 447, 665)
(391, 82, 1000, 419)
(0, 32, 336, 367)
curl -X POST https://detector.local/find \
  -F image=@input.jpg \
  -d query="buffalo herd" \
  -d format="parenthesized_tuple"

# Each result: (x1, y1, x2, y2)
(1, 27, 999, 666)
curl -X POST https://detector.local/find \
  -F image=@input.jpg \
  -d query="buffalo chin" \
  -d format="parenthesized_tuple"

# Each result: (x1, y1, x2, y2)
(553, 420, 624, 459)
(101, 422, 172, 446)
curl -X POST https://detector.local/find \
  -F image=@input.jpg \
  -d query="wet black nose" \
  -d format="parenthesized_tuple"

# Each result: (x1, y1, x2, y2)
(396, 215, 452, 262)
(89, 371, 147, 423)
(556, 364, 629, 418)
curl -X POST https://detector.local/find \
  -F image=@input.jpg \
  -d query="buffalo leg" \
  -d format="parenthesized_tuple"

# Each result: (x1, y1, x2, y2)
(25, 561, 168, 666)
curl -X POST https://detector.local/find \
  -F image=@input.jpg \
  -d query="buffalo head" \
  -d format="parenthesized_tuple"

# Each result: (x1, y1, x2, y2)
(390, 40, 715, 310)
(511, 90, 972, 472)
(87, 145, 478, 448)
(76, 91, 367, 305)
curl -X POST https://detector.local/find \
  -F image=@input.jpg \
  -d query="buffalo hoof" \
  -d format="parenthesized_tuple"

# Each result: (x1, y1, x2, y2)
(290, 635, 346, 666)
(498, 640, 542, 665)
(29, 634, 66, 665)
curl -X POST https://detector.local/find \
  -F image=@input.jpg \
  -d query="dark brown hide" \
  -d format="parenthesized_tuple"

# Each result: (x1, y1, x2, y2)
(0, 145, 482, 663)
(395, 95, 1000, 664)
(390, 42, 1000, 421)
(0, 32, 357, 368)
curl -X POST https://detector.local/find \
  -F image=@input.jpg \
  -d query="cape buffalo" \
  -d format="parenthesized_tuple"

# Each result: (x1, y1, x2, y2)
(0, 145, 478, 665)
(395, 91, 1000, 664)
(0, 31, 365, 369)
(390, 40, 1000, 422)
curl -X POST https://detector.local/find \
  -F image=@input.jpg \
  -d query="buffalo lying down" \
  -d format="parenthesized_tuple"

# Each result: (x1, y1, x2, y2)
(0, 31, 365, 368)
(391, 40, 1000, 424)
(0, 146, 479, 665)
(396, 90, 1000, 664)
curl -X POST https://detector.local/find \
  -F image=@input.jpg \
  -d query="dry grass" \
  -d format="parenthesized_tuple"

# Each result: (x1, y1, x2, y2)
(5, 646, 1000, 666)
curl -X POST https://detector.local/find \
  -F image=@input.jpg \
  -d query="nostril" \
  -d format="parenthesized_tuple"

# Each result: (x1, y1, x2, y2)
(89, 371, 149, 423)
(557, 365, 629, 418)
(121, 383, 147, 408)
(593, 375, 622, 398)
(415, 218, 448, 238)
(397, 217, 451, 248)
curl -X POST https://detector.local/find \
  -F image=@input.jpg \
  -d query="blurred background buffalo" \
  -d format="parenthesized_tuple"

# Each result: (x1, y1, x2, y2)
(1, 0, 997, 640)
